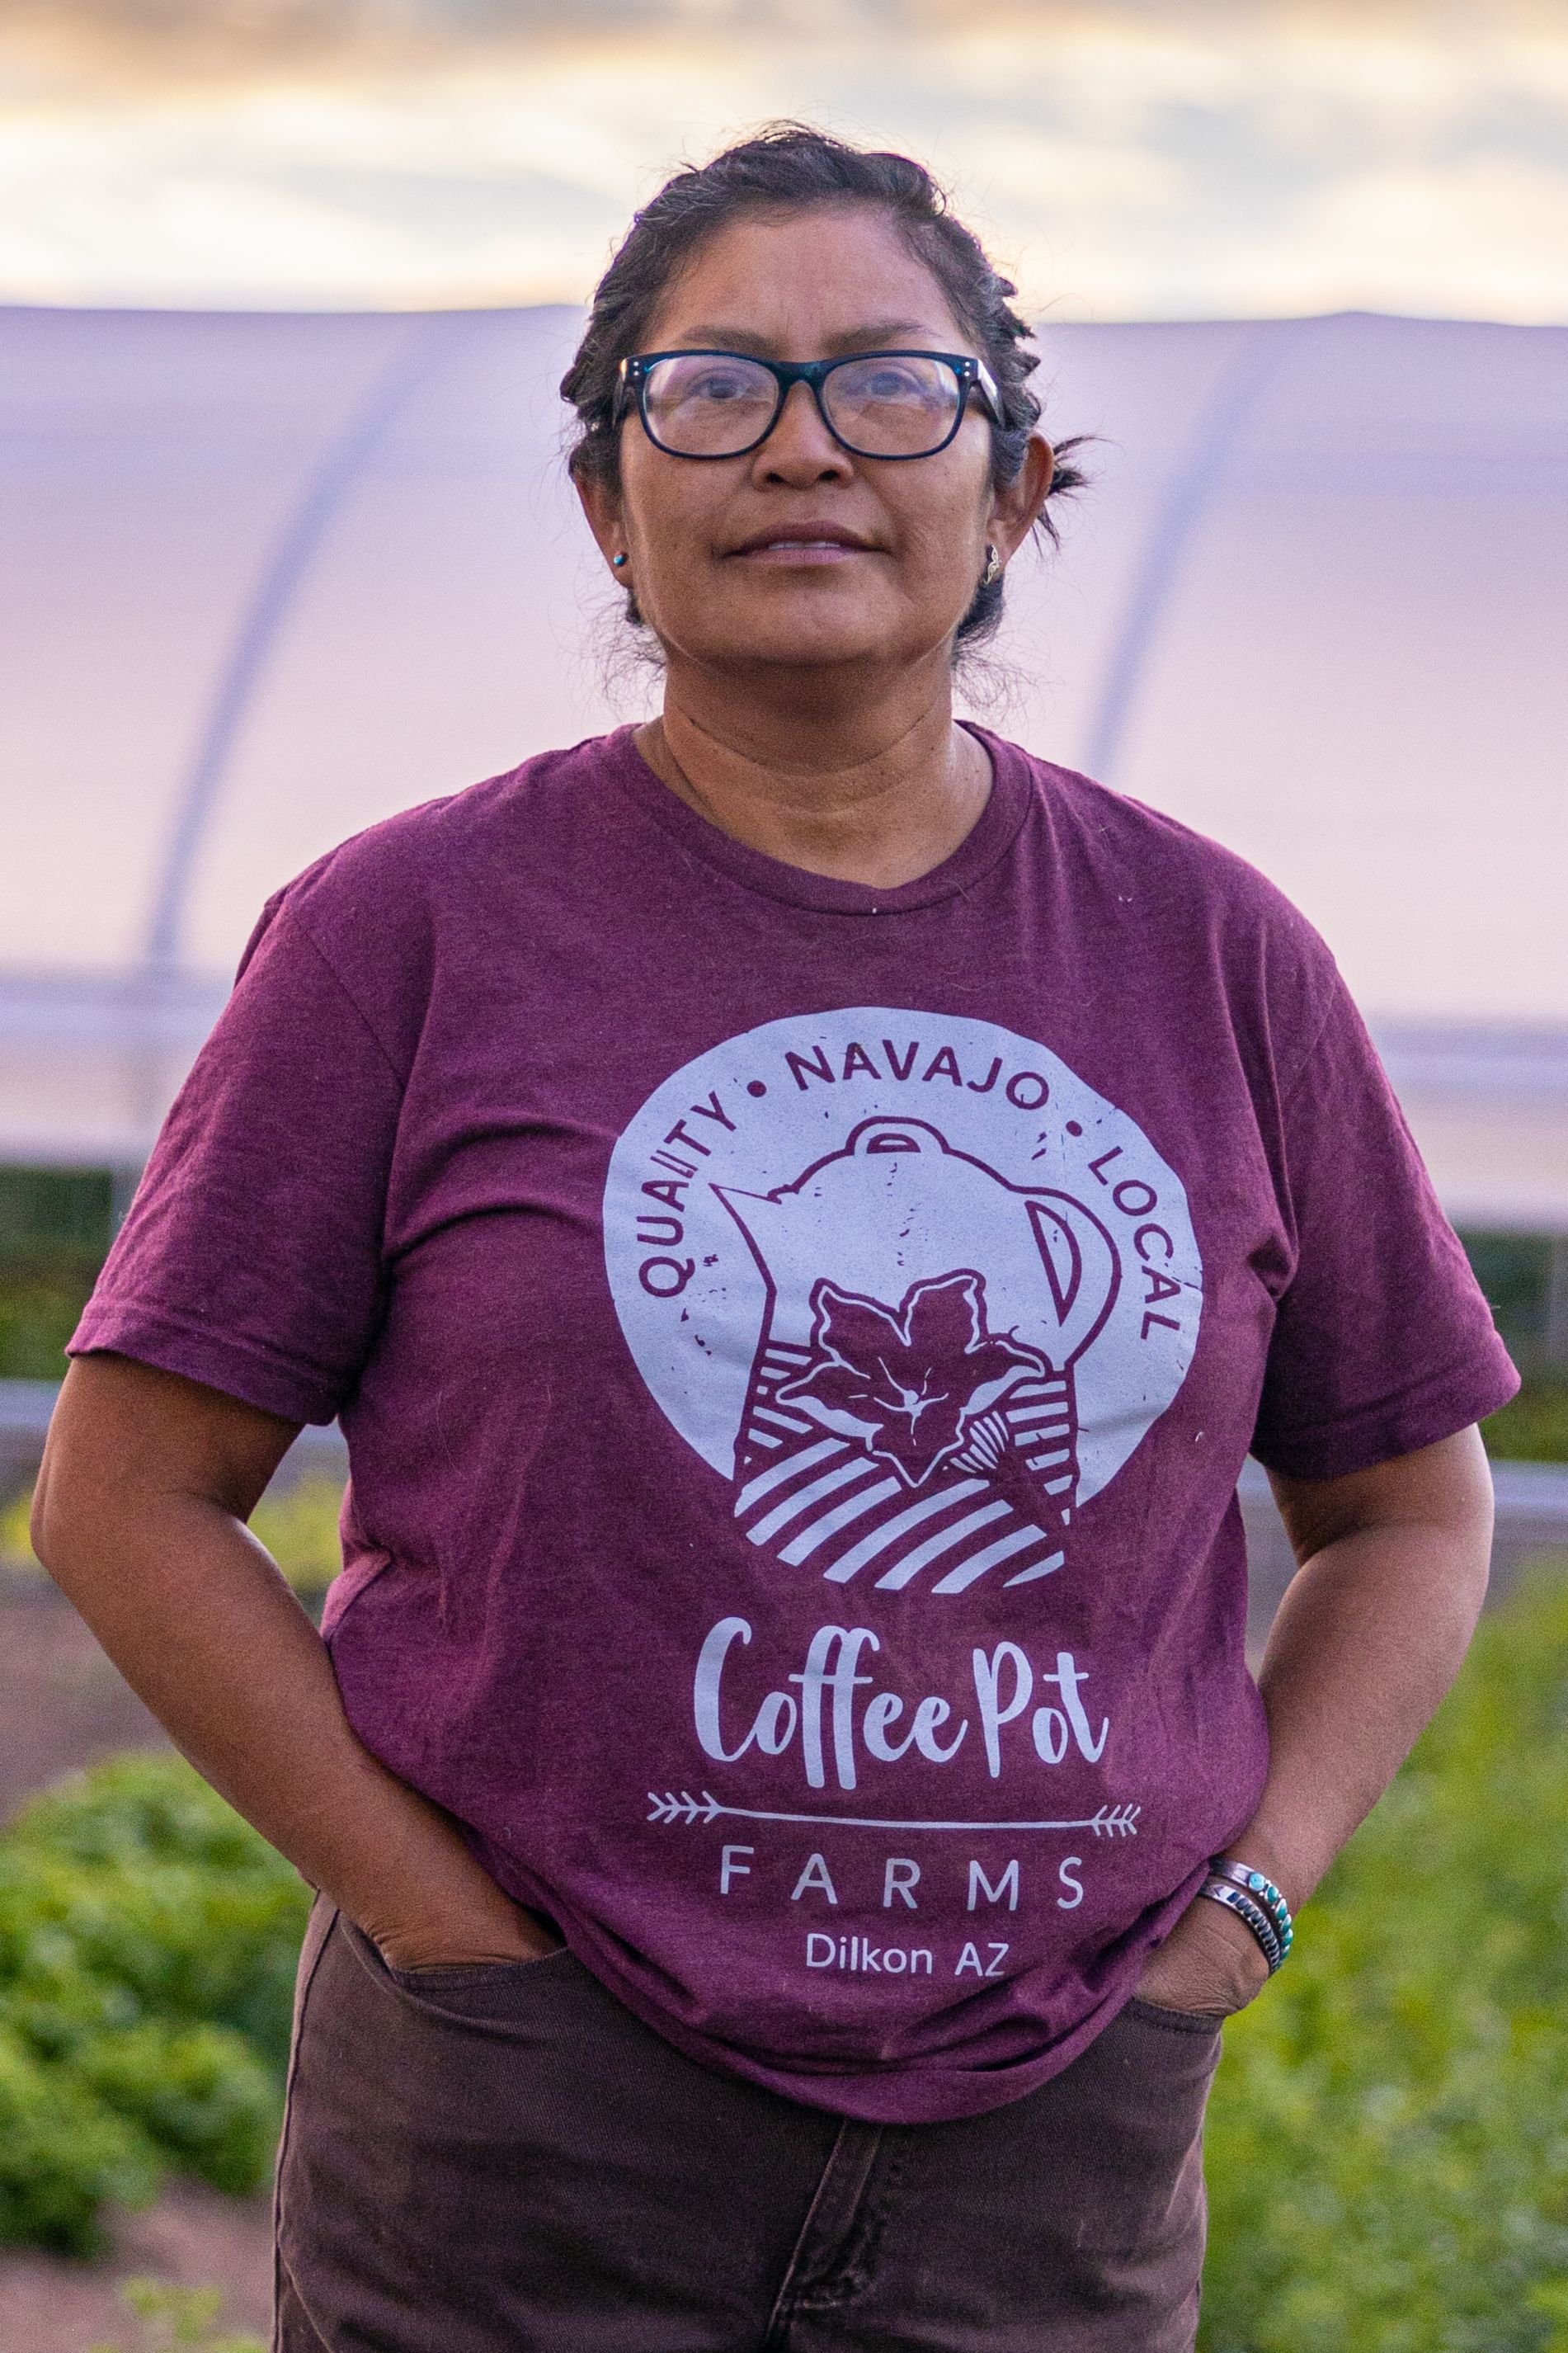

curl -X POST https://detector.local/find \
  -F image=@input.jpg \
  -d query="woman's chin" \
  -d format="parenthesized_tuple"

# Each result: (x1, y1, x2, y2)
(677, 602, 925, 675)
(709, 634, 905, 676)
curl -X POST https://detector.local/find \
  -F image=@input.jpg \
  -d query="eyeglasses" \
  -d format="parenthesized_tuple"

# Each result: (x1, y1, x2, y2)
(614, 349, 1002, 462)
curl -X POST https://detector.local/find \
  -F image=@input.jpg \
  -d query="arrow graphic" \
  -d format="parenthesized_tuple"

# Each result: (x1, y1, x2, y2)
(646, 1791, 1141, 1836)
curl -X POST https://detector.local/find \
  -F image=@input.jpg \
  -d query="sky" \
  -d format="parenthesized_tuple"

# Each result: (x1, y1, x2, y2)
(4, 0, 1568, 320)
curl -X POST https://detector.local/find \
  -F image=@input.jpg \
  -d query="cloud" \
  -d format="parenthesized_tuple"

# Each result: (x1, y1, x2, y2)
(7, 0, 596, 70)
(3, 0, 1567, 316)
(12, 0, 1565, 90)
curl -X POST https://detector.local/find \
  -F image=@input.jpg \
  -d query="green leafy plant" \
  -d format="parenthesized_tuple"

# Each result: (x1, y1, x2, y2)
(1201, 1558, 1568, 2351)
(0, 1755, 309, 2255)
(5, 1756, 311, 2065)
(88, 2275, 266, 2353)
(0, 2019, 156, 2254)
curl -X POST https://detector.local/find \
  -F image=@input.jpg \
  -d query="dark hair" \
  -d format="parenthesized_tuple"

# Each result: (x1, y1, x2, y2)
(561, 122, 1085, 649)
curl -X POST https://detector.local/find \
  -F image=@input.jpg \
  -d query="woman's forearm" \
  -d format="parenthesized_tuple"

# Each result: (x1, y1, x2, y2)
(1137, 1427, 1493, 2012)
(1236, 1518, 1488, 1911)
(1241, 1427, 1495, 1912)
(51, 1504, 537, 1956)
(32, 1359, 552, 1967)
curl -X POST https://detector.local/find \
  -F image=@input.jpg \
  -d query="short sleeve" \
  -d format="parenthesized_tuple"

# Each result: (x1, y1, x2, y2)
(1250, 975, 1518, 1479)
(69, 901, 405, 1425)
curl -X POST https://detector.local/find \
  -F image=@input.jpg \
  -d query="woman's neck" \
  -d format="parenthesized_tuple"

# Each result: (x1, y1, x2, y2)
(634, 663, 991, 889)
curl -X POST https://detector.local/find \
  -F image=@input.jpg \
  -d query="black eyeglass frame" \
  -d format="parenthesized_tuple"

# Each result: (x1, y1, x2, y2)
(614, 349, 1004, 461)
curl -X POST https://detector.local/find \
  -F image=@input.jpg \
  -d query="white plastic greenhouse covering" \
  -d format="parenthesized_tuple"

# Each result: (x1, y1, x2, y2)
(2, 302, 1566, 1225)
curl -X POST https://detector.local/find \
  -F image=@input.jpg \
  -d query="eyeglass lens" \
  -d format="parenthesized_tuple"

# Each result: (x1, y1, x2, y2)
(640, 354, 963, 457)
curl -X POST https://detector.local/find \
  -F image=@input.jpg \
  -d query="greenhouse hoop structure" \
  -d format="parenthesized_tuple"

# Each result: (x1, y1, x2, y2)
(2, 301, 1566, 1264)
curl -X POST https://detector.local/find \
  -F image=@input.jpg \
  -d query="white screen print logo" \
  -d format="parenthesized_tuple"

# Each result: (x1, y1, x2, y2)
(604, 1008, 1202, 1602)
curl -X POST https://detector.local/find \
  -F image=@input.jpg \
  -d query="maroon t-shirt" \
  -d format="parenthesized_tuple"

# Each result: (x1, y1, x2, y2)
(73, 727, 1515, 2122)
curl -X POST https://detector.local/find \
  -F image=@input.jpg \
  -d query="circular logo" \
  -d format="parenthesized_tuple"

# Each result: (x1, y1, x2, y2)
(605, 1009, 1201, 1599)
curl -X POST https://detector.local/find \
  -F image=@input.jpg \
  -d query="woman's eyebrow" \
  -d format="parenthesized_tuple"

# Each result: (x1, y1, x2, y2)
(657, 321, 954, 356)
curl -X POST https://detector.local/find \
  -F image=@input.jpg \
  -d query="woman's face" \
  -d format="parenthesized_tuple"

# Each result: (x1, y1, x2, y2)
(578, 204, 1053, 681)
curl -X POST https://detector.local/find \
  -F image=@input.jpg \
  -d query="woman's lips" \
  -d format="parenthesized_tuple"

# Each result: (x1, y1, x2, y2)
(727, 535, 878, 565)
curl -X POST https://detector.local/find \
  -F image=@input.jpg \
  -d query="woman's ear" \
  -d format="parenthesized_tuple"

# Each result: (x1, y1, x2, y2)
(575, 470, 629, 576)
(989, 435, 1056, 563)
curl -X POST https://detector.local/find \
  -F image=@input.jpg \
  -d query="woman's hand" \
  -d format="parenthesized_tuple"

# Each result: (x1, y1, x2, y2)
(1132, 1885, 1271, 2020)
(365, 1884, 563, 1974)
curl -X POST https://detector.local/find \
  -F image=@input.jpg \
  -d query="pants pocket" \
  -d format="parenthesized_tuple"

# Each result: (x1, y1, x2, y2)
(271, 1904, 834, 2353)
(1120, 1992, 1230, 2036)
(274, 1907, 589, 2353)
(1072, 1995, 1222, 2263)
(353, 1920, 577, 2021)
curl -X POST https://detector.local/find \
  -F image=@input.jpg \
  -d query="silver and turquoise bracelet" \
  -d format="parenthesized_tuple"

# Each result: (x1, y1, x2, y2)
(1198, 1859, 1294, 1973)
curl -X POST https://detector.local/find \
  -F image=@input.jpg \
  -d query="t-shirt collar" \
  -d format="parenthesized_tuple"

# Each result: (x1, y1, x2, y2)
(606, 722, 1029, 915)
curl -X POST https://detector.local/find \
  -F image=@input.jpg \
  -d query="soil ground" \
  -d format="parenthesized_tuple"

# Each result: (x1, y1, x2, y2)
(0, 2185, 274, 2350)
(0, 1577, 170, 1823)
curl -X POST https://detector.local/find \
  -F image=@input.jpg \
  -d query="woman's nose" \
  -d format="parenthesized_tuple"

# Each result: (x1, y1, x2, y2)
(751, 380, 854, 485)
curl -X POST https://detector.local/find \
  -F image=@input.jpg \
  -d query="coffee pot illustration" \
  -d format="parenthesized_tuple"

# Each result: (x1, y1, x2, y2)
(713, 1118, 1120, 1592)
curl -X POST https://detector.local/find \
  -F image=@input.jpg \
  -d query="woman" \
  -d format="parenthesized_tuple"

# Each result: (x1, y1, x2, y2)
(35, 127, 1513, 2351)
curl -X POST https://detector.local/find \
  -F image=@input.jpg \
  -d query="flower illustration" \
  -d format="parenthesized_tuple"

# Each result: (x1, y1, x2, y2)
(777, 1269, 1047, 1485)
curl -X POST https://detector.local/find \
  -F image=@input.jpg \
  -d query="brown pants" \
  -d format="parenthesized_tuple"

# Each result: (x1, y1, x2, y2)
(274, 1902, 1220, 2352)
